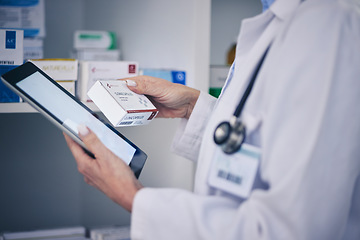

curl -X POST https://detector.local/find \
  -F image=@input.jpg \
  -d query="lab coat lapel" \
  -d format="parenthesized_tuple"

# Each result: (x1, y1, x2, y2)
(223, 0, 302, 118)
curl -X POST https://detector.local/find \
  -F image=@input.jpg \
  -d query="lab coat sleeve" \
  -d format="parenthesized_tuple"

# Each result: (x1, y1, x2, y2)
(171, 91, 217, 162)
(131, 2, 360, 239)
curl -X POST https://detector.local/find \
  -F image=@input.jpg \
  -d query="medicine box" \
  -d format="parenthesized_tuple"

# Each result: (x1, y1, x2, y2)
(29, 59, 78, 96)
(74, 31, 116, 50)
(209, 65, 230, 98)
(0, 0, 45, 38)
(71, 49, 120, 61)
(24, 37, 44, 60)
(57, 81, 75, 96)
(29, 59, 78, 81)
(78, 61, 138, 102)
(88, 80, 158, 127)
(0, 29, 24, 65)
(140, 69, 186, 85)
(0, 29, 24, 102)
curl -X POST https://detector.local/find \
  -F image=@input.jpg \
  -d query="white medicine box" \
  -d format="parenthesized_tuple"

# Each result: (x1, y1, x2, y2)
(88, 80, 158, 127)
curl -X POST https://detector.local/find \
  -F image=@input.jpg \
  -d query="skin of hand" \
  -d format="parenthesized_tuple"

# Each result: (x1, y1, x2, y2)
(125, 75, 200, 119)
(63, 126, 143, 212)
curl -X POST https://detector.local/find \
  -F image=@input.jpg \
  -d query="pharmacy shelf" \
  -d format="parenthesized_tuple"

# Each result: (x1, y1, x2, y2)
(0, 102, 99, 113)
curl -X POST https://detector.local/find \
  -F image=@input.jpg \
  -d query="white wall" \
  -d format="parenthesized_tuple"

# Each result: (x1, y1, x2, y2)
(43, 0, 85, 59)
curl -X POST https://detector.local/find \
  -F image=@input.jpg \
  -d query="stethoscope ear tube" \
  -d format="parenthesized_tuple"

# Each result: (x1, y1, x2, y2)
(213, 46, 271, 155)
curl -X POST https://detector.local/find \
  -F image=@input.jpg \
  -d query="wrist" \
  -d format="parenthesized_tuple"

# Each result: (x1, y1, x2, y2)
(184, 88, 200, 119)
(123, 186, 142, 212)
(112, 178, 143, 212)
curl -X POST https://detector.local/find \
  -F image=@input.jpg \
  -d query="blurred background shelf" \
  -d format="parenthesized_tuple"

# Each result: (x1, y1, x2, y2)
(0, 102, 99, 113)
(0, 0, 261, 233)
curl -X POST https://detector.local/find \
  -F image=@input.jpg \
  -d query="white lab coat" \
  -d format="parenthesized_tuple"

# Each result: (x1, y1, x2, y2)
(131, 0, 360, 239)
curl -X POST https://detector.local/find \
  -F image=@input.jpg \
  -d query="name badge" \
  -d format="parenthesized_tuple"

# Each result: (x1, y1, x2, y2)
(208, 143, 261, 198)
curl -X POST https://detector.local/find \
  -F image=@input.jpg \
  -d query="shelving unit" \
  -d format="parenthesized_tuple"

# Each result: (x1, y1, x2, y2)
(0, 0, 211, 232)
(1, 0, 262, 234)
(0, 102, 99, 113)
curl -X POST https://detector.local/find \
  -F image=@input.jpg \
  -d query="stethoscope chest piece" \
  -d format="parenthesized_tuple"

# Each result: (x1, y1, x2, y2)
(214, 116, 246, 155)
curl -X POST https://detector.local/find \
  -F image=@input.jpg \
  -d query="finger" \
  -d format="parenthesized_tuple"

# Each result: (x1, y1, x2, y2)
(84, 176, 94, 186)
(63, 132, 94, 167)
(63, 132, 90, 160)
(77, 125, 111, 159)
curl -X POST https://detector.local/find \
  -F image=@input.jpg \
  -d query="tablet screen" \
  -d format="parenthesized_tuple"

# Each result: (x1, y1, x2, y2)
(16, 71, 136, 164)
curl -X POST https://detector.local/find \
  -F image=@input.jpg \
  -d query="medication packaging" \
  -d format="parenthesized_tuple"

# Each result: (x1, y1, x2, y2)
(88, 80, 158, 127)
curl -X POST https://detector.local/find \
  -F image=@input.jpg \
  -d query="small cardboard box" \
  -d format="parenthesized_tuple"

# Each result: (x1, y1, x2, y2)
(29, 59, 78, 81)
(88, 80, 158, 127)
(0, 29, 24, 65)
(74, 30, 116, 49)
(71, 49, 120, 61)
(57, 81, 75, 96)
(24, 37, 44, 60)
(209, 65, 230, 98)
(140, 68, 186, 85)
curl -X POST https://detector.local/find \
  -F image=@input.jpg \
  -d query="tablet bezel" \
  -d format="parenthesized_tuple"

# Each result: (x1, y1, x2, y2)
(1, 62, 147, 178)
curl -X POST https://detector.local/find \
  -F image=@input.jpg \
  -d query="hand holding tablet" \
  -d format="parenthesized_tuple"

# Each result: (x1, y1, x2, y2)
(63, 125, 143, 212)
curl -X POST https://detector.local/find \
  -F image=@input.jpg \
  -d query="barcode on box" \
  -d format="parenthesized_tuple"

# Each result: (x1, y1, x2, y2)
(0, 60, 15, 65)
(120, 121, 133, 125)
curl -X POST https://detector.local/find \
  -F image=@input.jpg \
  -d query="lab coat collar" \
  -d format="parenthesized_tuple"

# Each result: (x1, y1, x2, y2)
(270, 0, 303, 20)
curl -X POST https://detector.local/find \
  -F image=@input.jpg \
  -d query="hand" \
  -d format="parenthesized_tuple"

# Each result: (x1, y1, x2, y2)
(63, 125, 143, 212)
(125, 76, 200, 119)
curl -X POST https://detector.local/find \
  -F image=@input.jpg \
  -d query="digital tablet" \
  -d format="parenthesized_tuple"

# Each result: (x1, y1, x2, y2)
(1, 62, 147, 178)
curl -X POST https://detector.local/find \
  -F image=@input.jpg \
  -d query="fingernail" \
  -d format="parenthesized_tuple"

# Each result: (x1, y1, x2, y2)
(126, 79, 137, 87)
(78, 124, 89, 136)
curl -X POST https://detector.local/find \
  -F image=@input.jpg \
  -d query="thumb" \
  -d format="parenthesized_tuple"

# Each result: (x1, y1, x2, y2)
(125, 79, 142, 94)
(124, 76, 172, 97)
(78, 125, 109, 159)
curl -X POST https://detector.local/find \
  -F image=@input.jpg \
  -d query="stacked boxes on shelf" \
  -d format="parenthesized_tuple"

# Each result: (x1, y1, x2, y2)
(0, 0, 45, 102)
(89, 225, 131, 240)
(0, 29, 24, 102)
(1, 226, 87, 240)
(71, 31, 120, 61)
(0, 0, 45, 61)
(1, 225, 131, 240)
(30, 59, 78, 95)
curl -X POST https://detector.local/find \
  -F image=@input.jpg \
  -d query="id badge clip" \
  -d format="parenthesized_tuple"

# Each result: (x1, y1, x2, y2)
(208, 143, 261, 198)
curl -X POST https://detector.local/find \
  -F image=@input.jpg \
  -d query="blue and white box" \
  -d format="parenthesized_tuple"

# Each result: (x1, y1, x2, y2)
(140, 69, 186, 85)
(0, 29, 24, 102)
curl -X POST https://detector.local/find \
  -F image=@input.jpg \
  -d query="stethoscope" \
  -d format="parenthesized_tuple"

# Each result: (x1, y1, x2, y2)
(214, 46, 270, 154)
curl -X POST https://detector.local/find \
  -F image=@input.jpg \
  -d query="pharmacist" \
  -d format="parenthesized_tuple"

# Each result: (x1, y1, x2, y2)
(64, 0, 360, 239)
